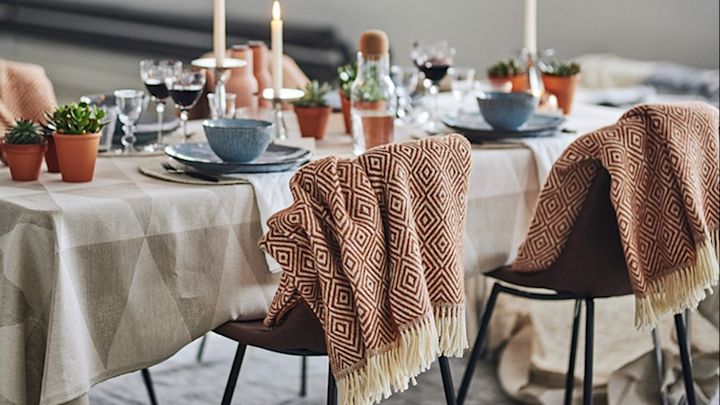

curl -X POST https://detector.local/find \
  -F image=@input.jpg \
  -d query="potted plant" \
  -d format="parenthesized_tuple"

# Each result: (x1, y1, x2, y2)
(41, 125, 61, 173)
(293, 80, 332, 140)
(541, 60, 581, 115)
(2, 119, 48, 181)
(486, 59, 528, 92)
(337, 63, 356, 134)
(46, 102, 106, 182)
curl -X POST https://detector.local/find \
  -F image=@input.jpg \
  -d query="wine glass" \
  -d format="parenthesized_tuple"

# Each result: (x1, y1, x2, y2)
(448, 67, 476, 116)
(140, 59, 182, 152)
(412, 40, 455, 133)
(390, 65, 419, 124)
(113, 89, 146, 154)
(166, 69, 206, 141)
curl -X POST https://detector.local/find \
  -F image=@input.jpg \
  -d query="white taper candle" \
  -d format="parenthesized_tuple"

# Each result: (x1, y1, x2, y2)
(213, 0, 226, 67)
(271, 0, 283, 96)
(524, 0, 537, 54)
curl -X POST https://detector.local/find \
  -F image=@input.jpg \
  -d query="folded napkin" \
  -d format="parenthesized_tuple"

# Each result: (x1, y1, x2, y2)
(520, 135, 576, 184)
(514, 102, 719, 329)
(260, 135, 471, 405)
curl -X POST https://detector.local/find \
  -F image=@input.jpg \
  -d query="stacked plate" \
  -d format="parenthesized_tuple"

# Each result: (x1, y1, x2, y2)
(442, 113, 565, 143)
(165, 142, 311, 174)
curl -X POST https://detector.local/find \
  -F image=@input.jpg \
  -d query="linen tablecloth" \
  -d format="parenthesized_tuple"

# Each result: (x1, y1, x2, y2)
(0, 100, 623, 405)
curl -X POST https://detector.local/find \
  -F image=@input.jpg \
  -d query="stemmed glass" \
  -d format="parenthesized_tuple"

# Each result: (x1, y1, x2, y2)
(448, 67, 476, 116)
(113, 89, 146, 154)
(390, 65, 419, 124)
(412, 40, 455, 133)
(139, 59, 182, 152)
(166, 69, 206, 141)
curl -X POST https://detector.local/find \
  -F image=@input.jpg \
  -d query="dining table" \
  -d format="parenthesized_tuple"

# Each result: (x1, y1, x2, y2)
(0, 95, 625, 405)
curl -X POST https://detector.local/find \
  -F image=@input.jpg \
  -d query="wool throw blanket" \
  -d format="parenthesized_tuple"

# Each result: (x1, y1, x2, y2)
(513, 102, 719, 330)
(0, 59, 57, 164)
(260, 134, 471, 405)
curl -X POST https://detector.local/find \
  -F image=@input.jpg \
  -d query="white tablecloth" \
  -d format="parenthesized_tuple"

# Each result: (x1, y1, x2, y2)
(0, 97, 623, 405)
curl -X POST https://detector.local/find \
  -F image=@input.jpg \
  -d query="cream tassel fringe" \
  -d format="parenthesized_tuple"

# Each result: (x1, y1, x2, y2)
(635, 229, 719, 331)
(337, 305, 468, 405)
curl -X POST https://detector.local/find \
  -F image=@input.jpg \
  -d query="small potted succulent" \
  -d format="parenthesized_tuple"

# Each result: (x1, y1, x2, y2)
(337, 63, 356, 134)
(541, 60, 581, 115)
(293, 80, 332, 140)
(486, 59, 528, 92)
(46, 102, 107, 182)
(2, 119, 48, 181)
(42, 125, 61, 173)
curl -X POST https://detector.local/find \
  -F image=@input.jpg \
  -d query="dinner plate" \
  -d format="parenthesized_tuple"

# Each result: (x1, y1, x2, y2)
(166, 142, 312, 174)
(442, 113, 565, 143)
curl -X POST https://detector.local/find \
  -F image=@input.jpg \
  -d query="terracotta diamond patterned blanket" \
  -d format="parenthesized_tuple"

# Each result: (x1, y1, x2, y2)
(513, 102, 719, 330)
(260, 135, 472, 405)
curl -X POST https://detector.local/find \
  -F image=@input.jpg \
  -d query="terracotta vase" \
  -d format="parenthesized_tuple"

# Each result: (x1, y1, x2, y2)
(542, 74, 579, 115)
(53, 132, 101, 182)
(488, 76, 513, 92)
(44, 136, 61, 173)
(339, 91, 352, 134)
(294, 106, 332, 140)
(227, 45, 259, 109)
(510, 74, 530, 93)
(249, 41, 272, 109)
(2, 142, 48, 181)
(354, 100, 393, 149)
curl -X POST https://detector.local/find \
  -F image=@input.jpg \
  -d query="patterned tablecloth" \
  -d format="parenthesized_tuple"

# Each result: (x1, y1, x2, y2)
(0, 100, 623, 405)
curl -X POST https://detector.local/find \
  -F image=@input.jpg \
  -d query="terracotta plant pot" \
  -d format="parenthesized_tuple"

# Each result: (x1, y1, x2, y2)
(53, 132, 101, 182)
(294, 106, 332, 140)
(488, 76, 513, 92)
(510, 74, 530, 93)
(339, 91, 352, 134)
(2, 142, 48, 181)
(44, 136, 61, 173)
(354, 100, 393, 149)
(542, 74, 579, 115)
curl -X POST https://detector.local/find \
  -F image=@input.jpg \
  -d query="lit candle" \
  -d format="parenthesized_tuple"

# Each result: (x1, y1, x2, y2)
(213, 0, 226, 67)
(524, 0, 537, 55)
(271, 0, 283, 96)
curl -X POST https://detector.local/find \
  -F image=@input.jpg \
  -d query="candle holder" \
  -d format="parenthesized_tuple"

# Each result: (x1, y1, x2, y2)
(261, 88, 304, 141)
(191, 57, 247, 119)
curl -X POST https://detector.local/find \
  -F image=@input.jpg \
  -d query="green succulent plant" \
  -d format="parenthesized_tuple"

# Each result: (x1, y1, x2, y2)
(45, 102, 107, 135)
(338, 63, 357, 100)
(4, 119, 45, 144)
(294, 80, 331, 108)
(486, 59, 526, 78)
(541, 60, 581, 77)
(354, 65, 386, 103)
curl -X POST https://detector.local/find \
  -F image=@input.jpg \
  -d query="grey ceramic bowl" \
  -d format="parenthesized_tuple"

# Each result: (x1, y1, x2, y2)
(202, 119, 274, 162)
(476, 92, 540, 131)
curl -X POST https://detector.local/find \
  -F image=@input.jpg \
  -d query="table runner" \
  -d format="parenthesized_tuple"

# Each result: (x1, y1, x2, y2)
(514, 102, 720, 329)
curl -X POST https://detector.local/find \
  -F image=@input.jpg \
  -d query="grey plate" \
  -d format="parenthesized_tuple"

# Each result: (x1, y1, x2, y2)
(166, 142, 312, 174)
(442, 113, 565, 143)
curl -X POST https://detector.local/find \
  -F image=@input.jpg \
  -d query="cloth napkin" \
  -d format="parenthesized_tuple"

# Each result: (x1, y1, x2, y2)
(519, 135, 576, 184)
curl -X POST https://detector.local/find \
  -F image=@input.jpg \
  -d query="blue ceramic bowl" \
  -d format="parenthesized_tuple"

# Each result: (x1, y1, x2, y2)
(476, 92, 540, 131)
(202, 119, 273, 162)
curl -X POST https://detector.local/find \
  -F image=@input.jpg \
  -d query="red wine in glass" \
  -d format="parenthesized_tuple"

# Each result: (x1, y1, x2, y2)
(169, 85, 204, 109)
(416, 59, 451, 83)
(144, 78, 169, 100)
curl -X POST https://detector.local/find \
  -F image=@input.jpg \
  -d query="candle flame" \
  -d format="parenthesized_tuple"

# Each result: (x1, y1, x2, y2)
(272, 1, 281, 20)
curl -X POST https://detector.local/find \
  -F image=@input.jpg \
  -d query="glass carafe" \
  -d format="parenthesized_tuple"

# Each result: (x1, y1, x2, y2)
(350, 52, 396, 155)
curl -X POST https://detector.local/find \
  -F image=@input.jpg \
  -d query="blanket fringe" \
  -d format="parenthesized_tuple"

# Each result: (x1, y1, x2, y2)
(635, 229, 719, 331)
(337, 306, 468, 405)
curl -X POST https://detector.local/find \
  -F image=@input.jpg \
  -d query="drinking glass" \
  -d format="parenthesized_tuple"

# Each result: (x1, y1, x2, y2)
(166, 69, 206, 141)
(448, 67, 476, 115)
(412, 40, 455, 133)
(113, 89, 146, 154)
(207, 92, 237, 119)
(140, 59, 182, 152)
(390, 65, 419, 123)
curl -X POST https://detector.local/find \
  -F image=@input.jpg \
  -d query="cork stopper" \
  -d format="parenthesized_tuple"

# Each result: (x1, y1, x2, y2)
(359, 30, 389, 57)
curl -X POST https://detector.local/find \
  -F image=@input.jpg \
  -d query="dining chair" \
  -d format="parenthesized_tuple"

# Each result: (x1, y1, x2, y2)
(455, 169, 699, 405)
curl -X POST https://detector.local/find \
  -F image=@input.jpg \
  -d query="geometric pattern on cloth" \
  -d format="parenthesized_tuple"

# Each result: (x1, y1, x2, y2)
(513, 102, 720, 329)
(260, 134, 472, 405)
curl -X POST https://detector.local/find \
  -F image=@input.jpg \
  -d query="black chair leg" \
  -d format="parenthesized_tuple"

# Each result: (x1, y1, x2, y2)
(196, 334, 209, 363)
(457, 283, 501, 405)
(582, 298, 594, 405)
(220, 343, 247, 405)
(651, 328, 670, 405)
(563, 299, 582, 405)
(439, 355, 457, 405)
(141, 368, 158, 405)
(327, 362, 338, 405)
(675, 313, 697, 405)
(300, 355, 308, 397)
